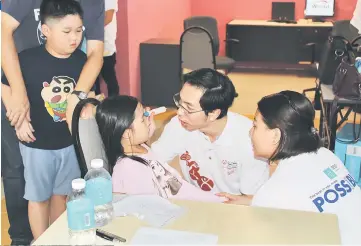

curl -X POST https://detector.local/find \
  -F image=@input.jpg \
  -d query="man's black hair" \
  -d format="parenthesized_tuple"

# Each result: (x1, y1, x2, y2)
(183, 68, 238, 119)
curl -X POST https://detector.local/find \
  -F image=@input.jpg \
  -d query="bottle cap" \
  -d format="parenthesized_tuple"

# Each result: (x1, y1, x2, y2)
(91, 159, 104, 169)
(72, 178, 86, 190)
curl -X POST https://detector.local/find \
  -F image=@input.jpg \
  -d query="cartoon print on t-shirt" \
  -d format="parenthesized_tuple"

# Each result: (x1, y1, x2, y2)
(148, 160, 182, 198)
(41, 76, 75, 122)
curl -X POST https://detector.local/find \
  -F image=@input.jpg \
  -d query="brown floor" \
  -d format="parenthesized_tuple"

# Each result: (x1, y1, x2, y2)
(2, 199, 11, 245)
(0, 71, 331, 245)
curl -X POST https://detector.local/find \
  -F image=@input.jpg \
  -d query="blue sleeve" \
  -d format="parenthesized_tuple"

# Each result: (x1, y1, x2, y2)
(3, 0, 34, 24)
(81, 0, 105, 41)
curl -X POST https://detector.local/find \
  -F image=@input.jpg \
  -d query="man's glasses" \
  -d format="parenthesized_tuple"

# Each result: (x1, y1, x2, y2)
(173, 93, 204, 115)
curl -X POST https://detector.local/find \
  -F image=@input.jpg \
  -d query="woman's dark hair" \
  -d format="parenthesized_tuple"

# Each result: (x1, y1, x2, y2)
(257, 90, 321, 161)
(95, 96, 148, 173)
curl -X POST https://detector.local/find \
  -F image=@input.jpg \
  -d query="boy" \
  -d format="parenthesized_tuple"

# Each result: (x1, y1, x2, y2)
(2, 0, 86, 240)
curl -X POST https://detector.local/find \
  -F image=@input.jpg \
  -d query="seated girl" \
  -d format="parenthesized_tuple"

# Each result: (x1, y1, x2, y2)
(95, 95, 224, 202)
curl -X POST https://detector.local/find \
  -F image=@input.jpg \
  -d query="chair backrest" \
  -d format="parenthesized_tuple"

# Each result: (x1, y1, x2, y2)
(332, 20, 360, 43)
(180, 26, 216, 74)
(72, 98, 109, 178)
(318, 21, 361, 84)
(184, 16, 220, 55)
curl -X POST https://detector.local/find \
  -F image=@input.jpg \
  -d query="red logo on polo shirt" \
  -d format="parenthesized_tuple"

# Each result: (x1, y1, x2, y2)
(180, 151, 214, 191)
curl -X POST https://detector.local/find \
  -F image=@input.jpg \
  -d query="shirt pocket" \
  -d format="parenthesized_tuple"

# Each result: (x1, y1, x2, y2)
(221, 159, 240, 177)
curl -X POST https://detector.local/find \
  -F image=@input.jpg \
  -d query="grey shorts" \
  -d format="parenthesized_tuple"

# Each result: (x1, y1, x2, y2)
(19, 143, 81, 202)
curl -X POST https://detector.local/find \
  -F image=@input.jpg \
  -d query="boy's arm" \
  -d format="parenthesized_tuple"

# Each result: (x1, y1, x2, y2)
(66, 0, 105, 131)
(1, 2, 33, 127)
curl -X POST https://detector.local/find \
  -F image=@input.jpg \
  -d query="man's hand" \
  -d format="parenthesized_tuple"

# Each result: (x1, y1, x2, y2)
(6, 88, 31, 128)
(2, 12, 31, 128)
(66, 92, 105, 132)
(145, 107, 156, 138)
(15, 119, 35, 143)
(83, 92, 105, 119)
(216, 192, 253, 206)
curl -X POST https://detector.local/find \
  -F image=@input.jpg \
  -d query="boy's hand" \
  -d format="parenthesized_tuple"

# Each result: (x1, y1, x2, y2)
(15, 119, 36, 143)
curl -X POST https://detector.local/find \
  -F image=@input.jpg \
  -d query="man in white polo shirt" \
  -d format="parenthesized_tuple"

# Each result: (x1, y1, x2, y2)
(152, 68, 269, 195)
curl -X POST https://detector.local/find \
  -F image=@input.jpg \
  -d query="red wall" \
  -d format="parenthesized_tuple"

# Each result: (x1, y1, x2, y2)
(116, 0, 191, 96)
(115, 0, 356, 97)
(115, 0, 130, 95)
(191, 0, 358, 56)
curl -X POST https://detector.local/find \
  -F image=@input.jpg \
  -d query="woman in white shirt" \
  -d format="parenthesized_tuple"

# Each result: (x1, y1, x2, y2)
(217, 91, 361, 245)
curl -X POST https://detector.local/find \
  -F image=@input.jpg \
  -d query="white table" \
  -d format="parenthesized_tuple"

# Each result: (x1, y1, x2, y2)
(321, 84, 361, 104)
(33, 199, 340, 245)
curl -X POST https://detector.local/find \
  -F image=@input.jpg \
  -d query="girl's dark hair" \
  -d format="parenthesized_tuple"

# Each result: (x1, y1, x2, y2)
(95, 96, 148, 173)
(257, 90, 321, 161)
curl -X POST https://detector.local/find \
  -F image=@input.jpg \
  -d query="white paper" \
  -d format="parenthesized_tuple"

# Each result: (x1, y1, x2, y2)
(113, 193, 128, 203)
(304, 0, 334, 17)
(130, 227, 218, 245)
(113, 195, 186, 227)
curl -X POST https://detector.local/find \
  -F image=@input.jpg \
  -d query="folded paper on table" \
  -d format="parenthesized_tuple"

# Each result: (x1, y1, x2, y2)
(113, 194, 186, 227)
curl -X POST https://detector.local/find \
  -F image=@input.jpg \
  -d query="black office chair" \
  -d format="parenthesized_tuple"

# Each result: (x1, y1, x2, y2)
(303, 20, 360, 109)
(180, 26, 216, 79)
(183, 16, 238, 74)
(72, 98, 110, 178)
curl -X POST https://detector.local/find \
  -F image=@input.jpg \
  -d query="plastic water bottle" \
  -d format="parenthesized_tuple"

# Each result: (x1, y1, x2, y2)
(355, 57, 361, 74)
(85, 159, 114, 227)
(67, 179, 96, 245)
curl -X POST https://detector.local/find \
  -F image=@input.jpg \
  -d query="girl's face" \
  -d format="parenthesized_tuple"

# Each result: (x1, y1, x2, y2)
(249, 111, 279, 160)
(125, 103, 150, 145)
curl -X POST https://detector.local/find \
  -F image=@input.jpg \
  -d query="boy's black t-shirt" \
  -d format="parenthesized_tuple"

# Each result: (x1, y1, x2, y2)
(2, 45, 87, 150)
